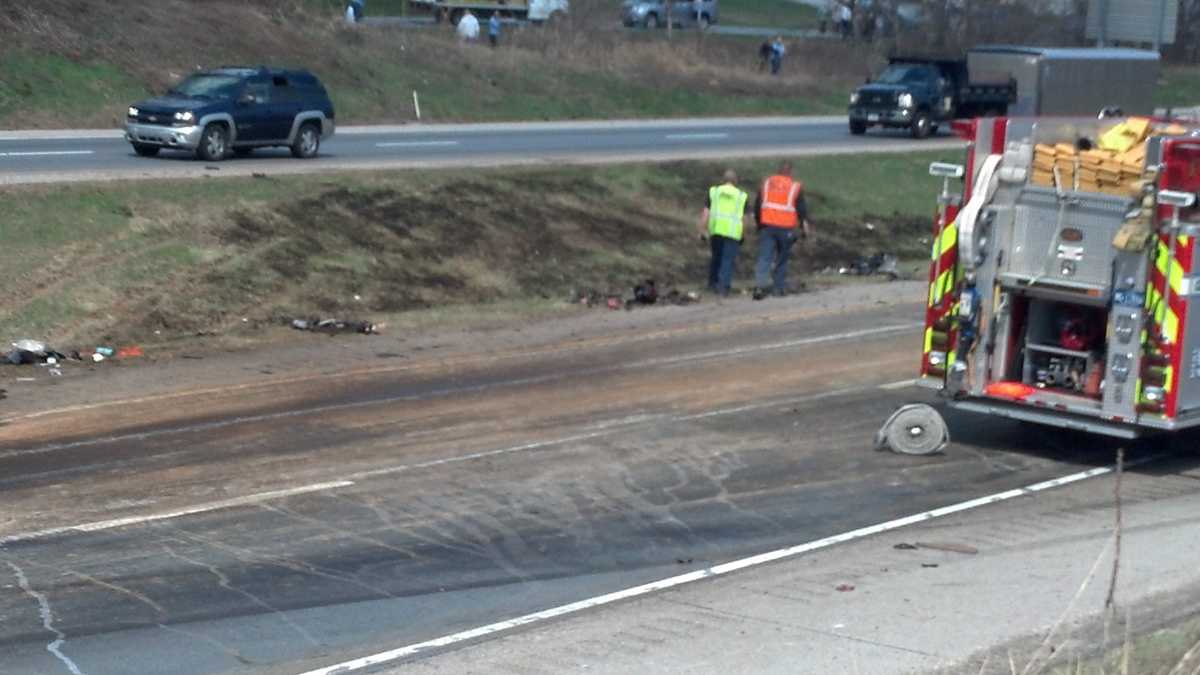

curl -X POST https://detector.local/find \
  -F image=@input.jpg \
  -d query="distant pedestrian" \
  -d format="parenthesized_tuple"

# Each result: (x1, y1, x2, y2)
(758, 40, 772, 72)
(345, 0, 364, 23)
(837, 2, 853, 39)
(488, 12, 502, 47)
(753, 161, 813, 300)
(457, 9, 480, 41)
(769, 36, 785, 75)
(698, 169, 752, 297)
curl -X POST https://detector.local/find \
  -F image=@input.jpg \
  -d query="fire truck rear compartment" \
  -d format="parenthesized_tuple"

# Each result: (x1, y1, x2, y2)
(1009, 297, 1108, 399)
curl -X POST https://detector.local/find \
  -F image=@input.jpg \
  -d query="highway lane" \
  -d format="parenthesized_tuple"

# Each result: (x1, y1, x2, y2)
(0, 287, 1147, 675)
(0, 118, 962, 184)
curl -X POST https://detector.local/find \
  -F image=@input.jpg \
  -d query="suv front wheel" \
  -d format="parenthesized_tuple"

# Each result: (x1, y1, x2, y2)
(196, 123, 229, 161)
(291, 122, 321, 159)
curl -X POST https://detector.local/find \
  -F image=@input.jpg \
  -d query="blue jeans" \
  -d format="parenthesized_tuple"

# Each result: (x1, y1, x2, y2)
(755, 226, 797, 292)
(708, 235, 740, 295)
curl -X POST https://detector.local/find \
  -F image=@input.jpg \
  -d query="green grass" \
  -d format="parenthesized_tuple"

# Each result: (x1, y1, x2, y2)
(0, 53, 148, 127)
(0, 1, 865, 129)
(1044, 615, 1200, 675)
(0, 152, 954, 347)
(1156, 66, 1200, 109)
(718, 0, 819, 28)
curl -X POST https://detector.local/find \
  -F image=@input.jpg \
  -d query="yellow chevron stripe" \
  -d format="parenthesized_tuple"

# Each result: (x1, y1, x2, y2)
(1146, 284, 1182, 344)
(931, 220, 958, 260)
(924, 327, 933, 353)
(928, 268, 954, 307)
(1155, 240, 1186, 297)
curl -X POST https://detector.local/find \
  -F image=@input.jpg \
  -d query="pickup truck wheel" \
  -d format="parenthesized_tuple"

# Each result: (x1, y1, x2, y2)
(132, 143, 160, 157)
(910, 112, 932, 139)
(643, 12, 660, 28)
(291, 122, 321, 159)
(196, 123, 229, 162)
(849, 120, 867, 135)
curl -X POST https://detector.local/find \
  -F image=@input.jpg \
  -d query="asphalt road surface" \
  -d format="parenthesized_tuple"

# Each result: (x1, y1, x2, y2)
(0, 118, 962, 185)
(0, 283, 1162, 675)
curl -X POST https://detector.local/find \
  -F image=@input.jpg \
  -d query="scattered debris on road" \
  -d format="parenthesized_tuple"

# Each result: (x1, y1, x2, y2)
(289, 317, 380, 335)
(838, 253, 900, 279)
(574, 282, 701, 311)
(6, 339, 61, 365)
(915, 542, 979, 555)
(835, 583, 855, 592)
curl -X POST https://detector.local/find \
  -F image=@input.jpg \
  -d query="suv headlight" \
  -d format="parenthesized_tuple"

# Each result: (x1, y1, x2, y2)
(173, 111, 195, 124)
(127, 106, 139, 118)
(898, 93, 915, 109)
(849, 92, 860, 105)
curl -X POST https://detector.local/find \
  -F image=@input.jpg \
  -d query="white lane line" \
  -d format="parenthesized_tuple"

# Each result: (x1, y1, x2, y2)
(0, 150, 95, 158)
(879, 379, 917, 390)
(0, 323, 919, 460)
(0, 481, 353, 547)
(294, 459, 1141, 675)
(375, 141, 460, 148)
(665, 133, 729, 140)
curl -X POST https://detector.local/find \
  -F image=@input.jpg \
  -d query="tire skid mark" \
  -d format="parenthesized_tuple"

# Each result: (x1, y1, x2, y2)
(161, 528, 396, 602)
(160, 543, 321, 648)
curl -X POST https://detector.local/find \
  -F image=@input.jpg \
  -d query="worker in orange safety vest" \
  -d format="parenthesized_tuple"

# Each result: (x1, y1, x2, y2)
(753, 161, 813, 300)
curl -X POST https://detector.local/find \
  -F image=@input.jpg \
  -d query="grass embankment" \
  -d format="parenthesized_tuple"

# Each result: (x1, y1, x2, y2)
(0, 0, 867, 130)
(1044, 615, 1200, 674)
(717, 0, 819, 29)
(0, 152, 953, 349)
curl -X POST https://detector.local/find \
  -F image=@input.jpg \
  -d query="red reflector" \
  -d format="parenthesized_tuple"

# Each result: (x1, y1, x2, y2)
(985, 381, 1036, 401)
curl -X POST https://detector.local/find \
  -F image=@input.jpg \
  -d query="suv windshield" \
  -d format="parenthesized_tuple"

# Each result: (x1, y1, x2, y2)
(875, 65, 928, 85)
(167, 74, 243, 100)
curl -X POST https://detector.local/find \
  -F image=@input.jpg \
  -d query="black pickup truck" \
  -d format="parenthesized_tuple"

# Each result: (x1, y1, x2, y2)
(848, 57, 1015, 138)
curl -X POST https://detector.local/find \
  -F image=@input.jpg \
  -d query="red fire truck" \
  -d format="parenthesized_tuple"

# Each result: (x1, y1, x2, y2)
(879, 114, 1200, 453)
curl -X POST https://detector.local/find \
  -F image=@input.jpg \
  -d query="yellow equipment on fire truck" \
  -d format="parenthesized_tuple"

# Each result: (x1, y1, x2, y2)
(878, 113, 1200, 453)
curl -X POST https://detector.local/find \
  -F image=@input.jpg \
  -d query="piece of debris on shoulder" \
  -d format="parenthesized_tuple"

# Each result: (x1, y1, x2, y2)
(290, 317, 379, 334)
(915, 541, 979, 555)
(835, 583, 855, 592)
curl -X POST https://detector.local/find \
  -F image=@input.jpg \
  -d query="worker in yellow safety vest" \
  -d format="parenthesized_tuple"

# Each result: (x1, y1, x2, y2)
(753, 161, 813, 300)
(697, 169, 752, 297)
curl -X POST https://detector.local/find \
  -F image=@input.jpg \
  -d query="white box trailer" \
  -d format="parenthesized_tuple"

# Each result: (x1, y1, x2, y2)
(967, 46, 1160, 117)
(409, 0, 568, 23)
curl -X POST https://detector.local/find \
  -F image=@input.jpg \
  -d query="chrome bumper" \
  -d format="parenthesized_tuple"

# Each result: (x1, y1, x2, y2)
(125, 122, 203, 150)
(848, 108, 914, 125)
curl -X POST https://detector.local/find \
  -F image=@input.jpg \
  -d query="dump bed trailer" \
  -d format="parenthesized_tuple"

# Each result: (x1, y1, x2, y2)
(911, 115, 1200, 440)
(408, 0, 567, 22)
(967, 46, 1160, 117)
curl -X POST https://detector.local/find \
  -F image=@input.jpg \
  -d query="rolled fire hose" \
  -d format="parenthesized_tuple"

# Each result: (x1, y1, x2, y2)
(956, 154, 1004, 272)
(874, 404, 950, 455)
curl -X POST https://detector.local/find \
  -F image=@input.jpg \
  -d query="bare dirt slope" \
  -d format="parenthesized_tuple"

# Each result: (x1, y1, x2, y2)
(0, 156, 949, 359)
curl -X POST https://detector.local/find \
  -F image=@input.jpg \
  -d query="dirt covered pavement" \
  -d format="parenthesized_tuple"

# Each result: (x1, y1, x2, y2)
(2, 280, 1180, 675)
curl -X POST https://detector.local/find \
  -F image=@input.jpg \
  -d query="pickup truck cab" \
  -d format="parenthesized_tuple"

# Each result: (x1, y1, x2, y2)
(125, 67, 335, 161)
(848, 57, 1014, 138)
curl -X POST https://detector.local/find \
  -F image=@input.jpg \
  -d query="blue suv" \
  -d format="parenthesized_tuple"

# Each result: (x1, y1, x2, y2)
(125, 67, 335, 161)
